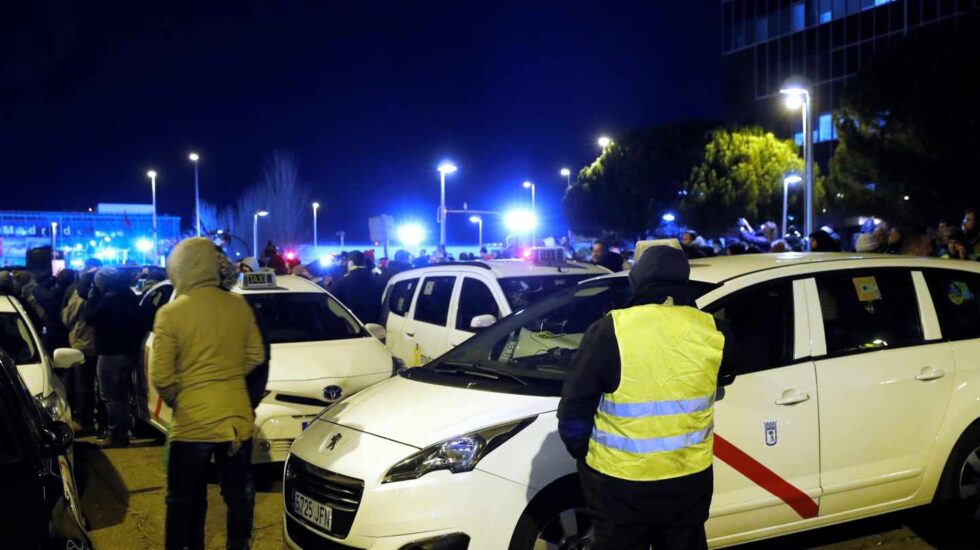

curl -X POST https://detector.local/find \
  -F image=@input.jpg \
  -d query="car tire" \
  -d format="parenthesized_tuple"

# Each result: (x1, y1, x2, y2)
(509, 476, 597, 550)
(934, 425, 980, 529)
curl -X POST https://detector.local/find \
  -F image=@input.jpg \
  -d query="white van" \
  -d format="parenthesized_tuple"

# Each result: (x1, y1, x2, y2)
(138, 273, 394, 463)
(286, 253, 980, 548)
(0, 294, 79, 423)
(382, 256, 609, 367)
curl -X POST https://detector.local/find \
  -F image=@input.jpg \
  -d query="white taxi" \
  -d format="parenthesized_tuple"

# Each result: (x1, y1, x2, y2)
(285, 253, 980, 548)
(0, 293, 80, 423)
(382, 250, 609, 367)
(139, 272, 394, 463)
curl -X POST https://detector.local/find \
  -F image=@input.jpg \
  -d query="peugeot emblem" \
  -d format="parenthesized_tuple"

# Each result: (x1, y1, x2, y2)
(322, 385, 344, 402)
(327, 433, 342, 451)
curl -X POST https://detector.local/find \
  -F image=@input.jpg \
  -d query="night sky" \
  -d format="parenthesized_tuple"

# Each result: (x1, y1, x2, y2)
(1, 1, 721, 243)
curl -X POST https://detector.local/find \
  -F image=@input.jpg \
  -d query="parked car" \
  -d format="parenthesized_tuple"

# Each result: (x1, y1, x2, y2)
(138, 273, 394, 463)
(0, 293, 81, 423)
(381, 253, 609, 367)
(0, 348, 92, 549)
(286, 253, 980, 548)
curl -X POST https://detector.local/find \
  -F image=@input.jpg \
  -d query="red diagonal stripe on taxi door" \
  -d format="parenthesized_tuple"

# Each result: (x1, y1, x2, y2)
(714, 434, 819, 519)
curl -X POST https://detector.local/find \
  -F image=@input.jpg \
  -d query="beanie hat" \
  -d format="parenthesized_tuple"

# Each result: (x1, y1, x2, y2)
(628, 246, 690, 288)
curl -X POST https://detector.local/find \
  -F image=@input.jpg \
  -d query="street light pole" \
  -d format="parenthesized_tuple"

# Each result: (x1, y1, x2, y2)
(189, 153, 201, 236)
(523, 181, 536, 246)
(312, 202, 320, 249)
(437, 163, 457, 246)
(470, 216, 483, 250)
(147, 170, 158, 262)
(253, 210, 268, 259)
(782, 173, 802, 238)
(781, 77, 814, 242)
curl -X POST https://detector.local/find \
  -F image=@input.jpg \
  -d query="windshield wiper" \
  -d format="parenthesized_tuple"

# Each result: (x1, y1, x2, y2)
(436, 361, 528, 386)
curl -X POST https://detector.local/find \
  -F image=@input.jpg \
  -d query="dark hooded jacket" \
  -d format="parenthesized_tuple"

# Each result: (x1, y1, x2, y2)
(557, 246, 737, 525)
(81, 268, 144, 355)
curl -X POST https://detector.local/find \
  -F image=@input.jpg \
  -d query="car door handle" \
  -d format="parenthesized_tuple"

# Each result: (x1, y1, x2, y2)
(915, 367, 945, 381)
(404, 331, 415, 338)
(775, 390, 810, 406)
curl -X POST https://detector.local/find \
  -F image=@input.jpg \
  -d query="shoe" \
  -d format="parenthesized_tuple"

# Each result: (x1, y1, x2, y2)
(97, 437, 130, 449)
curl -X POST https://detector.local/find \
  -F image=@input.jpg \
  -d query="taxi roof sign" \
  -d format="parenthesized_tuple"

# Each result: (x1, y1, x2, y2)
(528, 247, 566, 267)
(634, 239, 682, 261)
(239, 271, 278, 290)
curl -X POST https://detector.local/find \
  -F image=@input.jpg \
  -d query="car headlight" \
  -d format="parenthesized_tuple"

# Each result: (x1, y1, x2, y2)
(38, 391, 69, 422)
(383, 417, 536, 484)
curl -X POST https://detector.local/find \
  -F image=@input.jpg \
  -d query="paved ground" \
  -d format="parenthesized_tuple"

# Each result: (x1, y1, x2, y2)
(74, 433, 978, 549)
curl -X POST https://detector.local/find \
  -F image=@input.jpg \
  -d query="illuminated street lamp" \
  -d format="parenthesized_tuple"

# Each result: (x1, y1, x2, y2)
(523, 181, 536, 246)
(51, 222, 57, 249)
(560, 167, 571, 188)
(312, 201, 320, 249)
(147, 170, 158, 261)
(597, 136, 612, 149)
(782, 172, 803, 238)
(469, 216, 483, 250)
(253, 210, 269, 258)
(189, 152, 201, 236)
(437, 162, 457, 245)
(781, 76, 814, 242)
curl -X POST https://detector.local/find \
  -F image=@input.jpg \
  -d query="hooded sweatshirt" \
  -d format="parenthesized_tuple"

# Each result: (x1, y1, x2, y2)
(150, 237, 265, 443)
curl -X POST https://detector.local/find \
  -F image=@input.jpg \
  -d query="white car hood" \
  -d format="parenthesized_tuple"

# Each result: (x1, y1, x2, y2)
(17, 362, 47, 397)
(268, 337, 390, 382)
(318, 374, 558, 448)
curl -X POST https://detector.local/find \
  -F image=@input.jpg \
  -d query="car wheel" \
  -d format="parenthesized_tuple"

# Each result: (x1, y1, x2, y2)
(936, 426, 980, 526)
(509, 481, 597, 550)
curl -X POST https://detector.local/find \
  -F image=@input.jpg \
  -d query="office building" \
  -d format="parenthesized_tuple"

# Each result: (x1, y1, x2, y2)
(0, 205, 181, 267)
(721, 0, 979, 157)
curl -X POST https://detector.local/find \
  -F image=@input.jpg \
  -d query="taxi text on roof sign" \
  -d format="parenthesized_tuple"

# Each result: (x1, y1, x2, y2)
(240, 271, 277, 290)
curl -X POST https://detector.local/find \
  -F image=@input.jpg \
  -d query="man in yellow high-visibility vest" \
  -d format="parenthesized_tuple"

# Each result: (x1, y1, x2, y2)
(558, 245, 735, 550)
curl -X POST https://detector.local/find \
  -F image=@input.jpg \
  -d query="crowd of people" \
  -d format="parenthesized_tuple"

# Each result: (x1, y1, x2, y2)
(670, 209, 980, 262)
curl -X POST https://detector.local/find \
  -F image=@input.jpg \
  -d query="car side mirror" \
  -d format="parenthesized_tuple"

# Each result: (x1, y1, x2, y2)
(53, 348, 85, 370)
(365, 323, 387, 342)
(719, 370, 736, 387)
(41, 421, 74, 457)
(470, 314, 497, 330)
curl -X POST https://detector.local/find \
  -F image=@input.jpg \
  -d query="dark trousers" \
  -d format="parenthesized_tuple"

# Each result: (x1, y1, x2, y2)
(593, 522, 707, 550)
(96, 354, 134, 440)
(165, 440, 255, 550)
(73, 355, 100, 427)
(579, 462, 712, 550)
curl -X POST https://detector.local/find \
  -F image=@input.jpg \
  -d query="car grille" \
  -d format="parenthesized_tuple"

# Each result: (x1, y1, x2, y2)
(286, 513, 363, 549)
(271, 439, 294, 456)
(285, 456, 364, 539)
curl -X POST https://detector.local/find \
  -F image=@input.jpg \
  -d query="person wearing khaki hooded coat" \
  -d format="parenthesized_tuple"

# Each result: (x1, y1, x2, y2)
(151, 237, 265, 550)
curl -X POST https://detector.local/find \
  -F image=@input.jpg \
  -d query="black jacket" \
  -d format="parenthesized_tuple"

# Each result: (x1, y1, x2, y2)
(81, 287, 144, 355)
(331, 267, 382, 325)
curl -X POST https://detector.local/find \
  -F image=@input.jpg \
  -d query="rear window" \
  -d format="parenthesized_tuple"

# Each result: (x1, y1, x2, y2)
(0, 313, 39, 365)
(244, 293, 363, 344)
(388, 278, 419, 317)
(498, 276, 593, 311)
(925, 270, 980, 341)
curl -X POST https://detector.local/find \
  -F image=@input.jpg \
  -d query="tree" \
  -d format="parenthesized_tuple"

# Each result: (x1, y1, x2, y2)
(562, 121, 715, 239)
(681, 126, 809, 234)
(232, 152, 314, 252)
(829, 18, 980, 225)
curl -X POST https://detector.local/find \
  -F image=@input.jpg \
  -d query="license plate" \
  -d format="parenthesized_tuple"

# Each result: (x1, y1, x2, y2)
(292, 490, 333, 531)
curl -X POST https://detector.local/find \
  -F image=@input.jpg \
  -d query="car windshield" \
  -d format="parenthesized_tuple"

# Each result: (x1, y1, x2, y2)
(405, 277, 717, 395)
(0, 312, 39, 365)
(498, 275, 596, 310)
(244, 293, 365, 344)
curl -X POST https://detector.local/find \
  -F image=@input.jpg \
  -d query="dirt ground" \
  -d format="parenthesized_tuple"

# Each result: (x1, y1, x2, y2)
(73, 432, 974, 549)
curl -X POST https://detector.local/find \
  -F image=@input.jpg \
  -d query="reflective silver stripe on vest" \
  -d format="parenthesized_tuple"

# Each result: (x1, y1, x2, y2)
(592, 425, 713, 454)
(598, 395, 714, 418)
